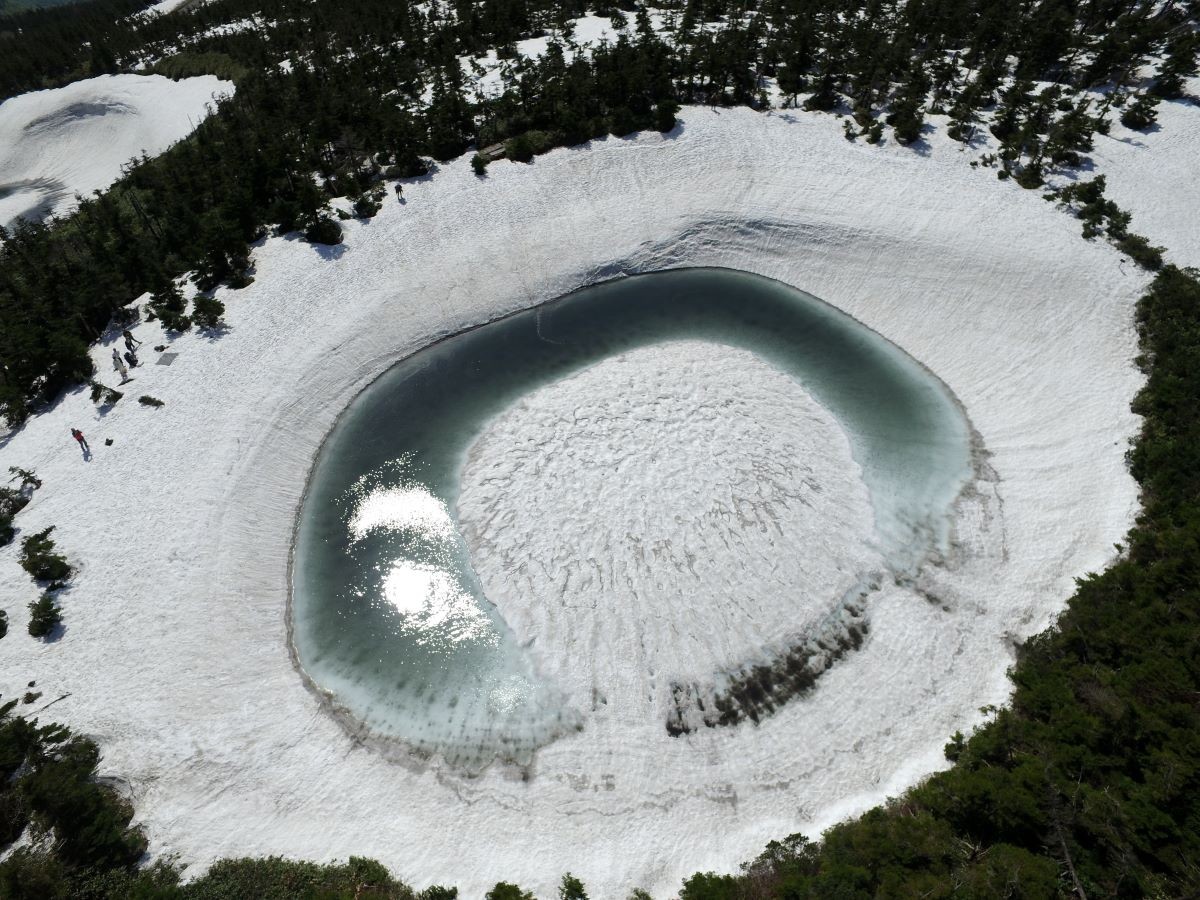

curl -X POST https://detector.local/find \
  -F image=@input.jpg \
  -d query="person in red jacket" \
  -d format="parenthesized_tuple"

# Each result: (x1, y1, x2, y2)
(70, 428, 89, 454)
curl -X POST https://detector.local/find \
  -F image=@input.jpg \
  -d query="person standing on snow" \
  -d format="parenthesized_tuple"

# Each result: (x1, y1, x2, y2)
(112, 349, 129, 383)
(122, 329, 141, 351)
(70, 428, 89, 453)
(124, 349, 139, 368)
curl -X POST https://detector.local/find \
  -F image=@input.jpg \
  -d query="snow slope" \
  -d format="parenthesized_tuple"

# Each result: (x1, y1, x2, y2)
(0, 106, 1149, 896)
(0, 74, 232, 228)
(1088, 77, 1200, 268)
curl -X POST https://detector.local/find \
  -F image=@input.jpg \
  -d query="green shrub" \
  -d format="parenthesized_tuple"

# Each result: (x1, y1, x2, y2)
(180, 855, 409, 898)
(679, 872, 740, 899)
(0, 470, 38, 548)
(88, 381, 122, 406)
(147, 281, 193, 333)
(655, 98, 680, 132)
(192, 295, 226, 330)
(8, 468, 41, 491)
(19, 528, 72, 584)
(486, 883, 535, 900)
(1120, 94, 1159, 130)
(138, 396, 165, 408)
(305, 215, 344, 245)
(151, 51, 250, 84)
(470, 153, 488, 176)
(559, 873, 588, 899)
(0, 491, 28, 547)
(27, 593, 61, 638)
(1014, 162, 1044, 189)
(504, 133, 536, 163)
(353, 192, 382, 219)
(1117, 234, 1165, 270)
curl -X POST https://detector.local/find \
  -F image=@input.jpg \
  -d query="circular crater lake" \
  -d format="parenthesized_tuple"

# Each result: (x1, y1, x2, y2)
(290, 268, 974, 768)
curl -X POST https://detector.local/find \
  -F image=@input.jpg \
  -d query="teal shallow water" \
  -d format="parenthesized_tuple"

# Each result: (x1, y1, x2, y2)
(290, 268, 974, 766)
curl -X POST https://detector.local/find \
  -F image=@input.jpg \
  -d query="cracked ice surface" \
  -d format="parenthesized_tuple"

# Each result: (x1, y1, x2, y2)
(458, 340, 880, 714)
(0, 106, 1150, 897)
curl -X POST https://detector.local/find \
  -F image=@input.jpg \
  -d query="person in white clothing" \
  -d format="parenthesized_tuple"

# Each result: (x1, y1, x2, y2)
(112, 348, 129, 383)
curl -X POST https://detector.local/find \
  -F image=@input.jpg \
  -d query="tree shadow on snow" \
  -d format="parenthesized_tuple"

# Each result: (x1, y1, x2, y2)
(281, 231, 349, 261)
(1107, 134, 1149, 148)
(198, 323, 233, 343)
(900, 123, 937, 157)
(311, 241, 348, 261)
(660, 121, 685, 141)
(38, 619, 67, 643)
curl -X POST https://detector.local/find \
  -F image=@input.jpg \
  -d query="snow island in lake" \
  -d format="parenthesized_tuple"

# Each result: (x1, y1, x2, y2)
(291, 268, 980, 767)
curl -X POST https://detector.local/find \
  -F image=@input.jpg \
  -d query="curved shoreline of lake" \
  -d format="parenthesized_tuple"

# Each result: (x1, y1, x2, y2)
(290, 267, 978, 768)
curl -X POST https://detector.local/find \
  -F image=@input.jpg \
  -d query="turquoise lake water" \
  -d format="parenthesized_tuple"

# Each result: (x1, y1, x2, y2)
(291, 268, 973, 766)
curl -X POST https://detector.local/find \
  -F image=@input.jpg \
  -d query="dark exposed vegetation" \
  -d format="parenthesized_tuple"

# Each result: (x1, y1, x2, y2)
(18, 526, 71, 584)
(0, 467, 39, 547)
(88, 381, 123, 407)
(25, 592, 61, 638)
(0, 0, 150, 98)
(667, 614, 868, 734)
(15, 518, 72, 639)
(1052, 174, 1164, 267)
(485, 883, 536, 900)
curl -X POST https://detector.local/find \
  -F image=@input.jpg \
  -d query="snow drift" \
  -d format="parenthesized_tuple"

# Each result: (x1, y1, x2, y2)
(0, 73, 232, 228)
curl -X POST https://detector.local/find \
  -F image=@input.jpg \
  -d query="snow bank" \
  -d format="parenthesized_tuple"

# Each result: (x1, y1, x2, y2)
(1088, 76, 1200, 267)
(0, 106, 1146, 896)
(135, 0, 195, 20)
(0, 74, 232, 228)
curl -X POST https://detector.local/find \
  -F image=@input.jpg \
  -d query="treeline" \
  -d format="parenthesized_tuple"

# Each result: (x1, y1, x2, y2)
(1, 0, 1198, 423)
(0, 0, 151, 99)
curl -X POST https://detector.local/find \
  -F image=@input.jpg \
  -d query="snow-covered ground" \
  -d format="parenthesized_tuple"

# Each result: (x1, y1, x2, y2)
(1088, 77, 1200, 268)
(0, 74, 231, 228)
(0, 102, 1156, 895)
(134, 0, 197, 21)
(461, 13, 658, 99)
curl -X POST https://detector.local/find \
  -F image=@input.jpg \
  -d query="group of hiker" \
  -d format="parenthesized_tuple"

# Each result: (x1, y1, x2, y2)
(111, 330, 142, 383)
(71, 330, 144, 457)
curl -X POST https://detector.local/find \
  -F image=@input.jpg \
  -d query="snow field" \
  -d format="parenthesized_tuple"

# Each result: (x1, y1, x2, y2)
(0, 74, 232, 228)
(0, 104, 1151, 896)
(1085, 75, 1200, 268)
